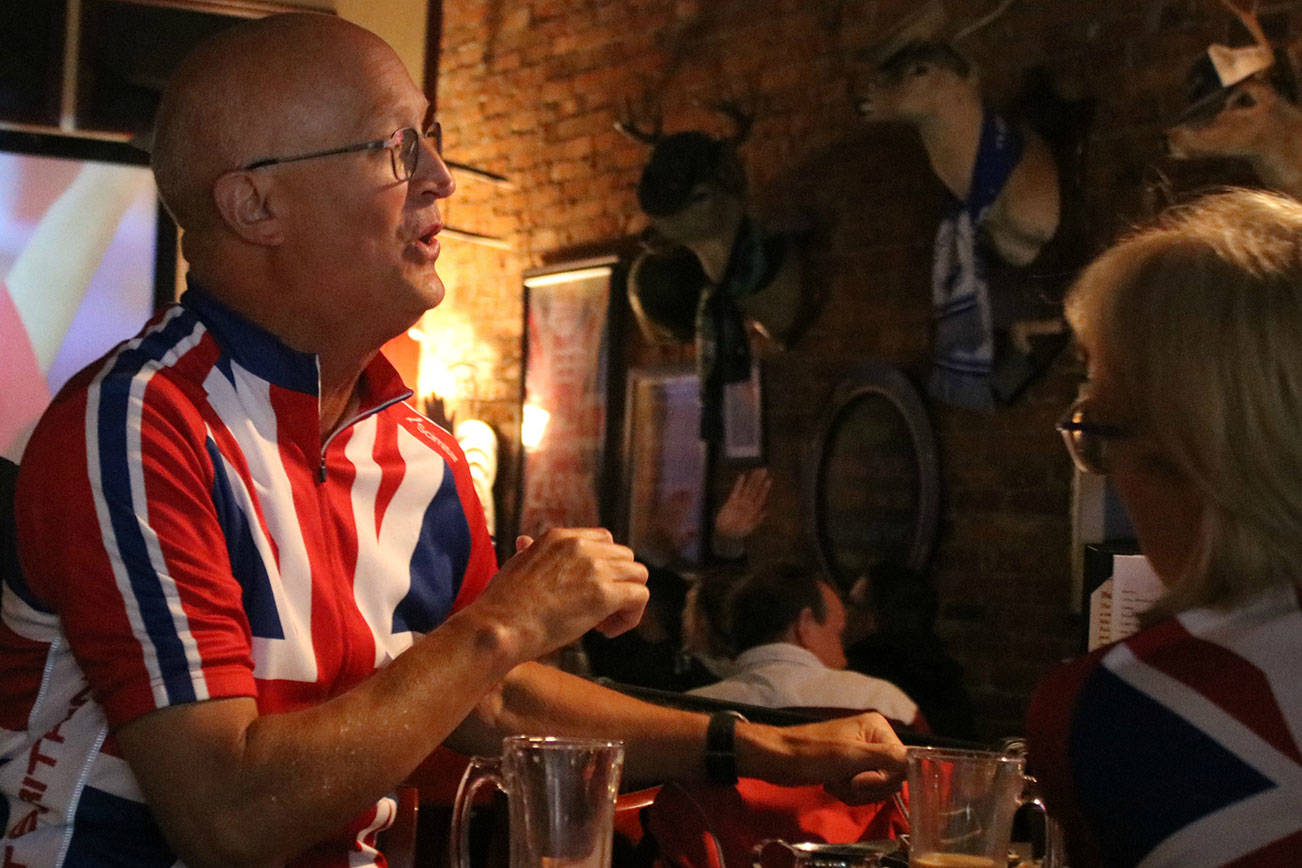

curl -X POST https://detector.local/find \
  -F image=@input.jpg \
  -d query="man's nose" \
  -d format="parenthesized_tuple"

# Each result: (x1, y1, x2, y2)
(413, 139, 455, 198)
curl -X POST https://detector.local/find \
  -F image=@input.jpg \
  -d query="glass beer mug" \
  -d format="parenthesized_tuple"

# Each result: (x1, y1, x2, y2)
(451, 736, 625, 868)
(905, 746, 1063, 868)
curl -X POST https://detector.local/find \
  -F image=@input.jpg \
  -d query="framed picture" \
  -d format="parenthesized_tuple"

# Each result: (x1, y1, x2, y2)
(516, 256, 624, 539)
(620, 365, 708, 566)
(722, 358, 764, 462)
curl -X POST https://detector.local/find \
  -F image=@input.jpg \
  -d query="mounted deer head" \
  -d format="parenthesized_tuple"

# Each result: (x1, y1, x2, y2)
(854, 0, 1059, 268)
(617, 99, 809, 350)
(854, 1, 1071, 411)
(617, 99, 753, 280)
(1165, 0, 1302, 199)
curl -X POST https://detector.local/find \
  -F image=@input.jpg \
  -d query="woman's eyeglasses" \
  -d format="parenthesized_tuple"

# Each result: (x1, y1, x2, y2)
(239, 123, 442, 182)
(1055, 400, 1131, 475)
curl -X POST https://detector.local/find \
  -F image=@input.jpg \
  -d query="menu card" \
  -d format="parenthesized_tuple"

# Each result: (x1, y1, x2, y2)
(1086, 554, 1164, 651)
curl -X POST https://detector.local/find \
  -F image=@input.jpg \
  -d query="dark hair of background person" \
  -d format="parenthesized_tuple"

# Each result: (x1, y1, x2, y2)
(727, 562, 830, 653)
(582, 561, 717, 692)
(844, 562, 979, 740)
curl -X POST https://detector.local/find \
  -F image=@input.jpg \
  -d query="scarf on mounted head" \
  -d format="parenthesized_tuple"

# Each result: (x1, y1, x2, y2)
(928, 110, 1023, 412)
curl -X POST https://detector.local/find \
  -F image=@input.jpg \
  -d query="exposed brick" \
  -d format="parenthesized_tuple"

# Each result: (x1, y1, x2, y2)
(432, 0, 1291, 741)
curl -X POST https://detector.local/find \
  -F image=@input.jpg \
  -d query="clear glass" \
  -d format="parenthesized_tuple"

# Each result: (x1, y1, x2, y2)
(905, 748, 1024, 868)
(452, 735, 625, 868)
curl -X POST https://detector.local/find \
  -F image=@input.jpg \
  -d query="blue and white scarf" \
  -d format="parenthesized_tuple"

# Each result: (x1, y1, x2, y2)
(928, 110, 1023, 412)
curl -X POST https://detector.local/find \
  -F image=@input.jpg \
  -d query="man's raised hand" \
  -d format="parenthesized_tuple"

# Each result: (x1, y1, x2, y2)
(479, 528, 649, 664)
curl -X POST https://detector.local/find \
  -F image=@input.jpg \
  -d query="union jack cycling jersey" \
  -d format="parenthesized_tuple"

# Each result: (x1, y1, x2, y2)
(1028, 582, 1302, 867)
(0, 286, 496, 866)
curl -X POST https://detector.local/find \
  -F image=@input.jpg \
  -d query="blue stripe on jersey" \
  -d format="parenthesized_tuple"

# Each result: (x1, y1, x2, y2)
(65, 784, 177, 867)
(182, 286, 319, 395)
(1070, 666, 1275, 866)
(394, 469, 471, 634)
(96, 312, 202, 707)
(205, 438, 284, 640)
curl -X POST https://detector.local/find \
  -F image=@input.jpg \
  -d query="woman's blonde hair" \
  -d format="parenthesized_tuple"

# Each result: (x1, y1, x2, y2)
(1066, 188, 1302, 619)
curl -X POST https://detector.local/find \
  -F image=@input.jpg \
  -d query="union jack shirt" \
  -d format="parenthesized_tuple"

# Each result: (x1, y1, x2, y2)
(0, 287, 497, 866)
(1028, 582, 1302, 867)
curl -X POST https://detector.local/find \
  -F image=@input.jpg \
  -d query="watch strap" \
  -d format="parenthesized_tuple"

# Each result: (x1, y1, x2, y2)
(705, 710, 746, 785)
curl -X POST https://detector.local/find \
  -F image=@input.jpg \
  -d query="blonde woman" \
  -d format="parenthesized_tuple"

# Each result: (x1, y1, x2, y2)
(1027, 189, 1302, 867)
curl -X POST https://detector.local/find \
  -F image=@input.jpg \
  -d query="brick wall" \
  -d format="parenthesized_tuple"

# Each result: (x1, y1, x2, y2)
(431, 0, 1301, 739)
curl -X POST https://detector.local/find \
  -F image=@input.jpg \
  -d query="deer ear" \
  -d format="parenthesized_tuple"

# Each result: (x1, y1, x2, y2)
(212, 170, 284, 246)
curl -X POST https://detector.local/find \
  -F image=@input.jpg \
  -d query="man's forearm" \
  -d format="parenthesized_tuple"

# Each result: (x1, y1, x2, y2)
(117, 605, 521, 868)
(452, 662, 713, 785)
(456, 662, 908, 802)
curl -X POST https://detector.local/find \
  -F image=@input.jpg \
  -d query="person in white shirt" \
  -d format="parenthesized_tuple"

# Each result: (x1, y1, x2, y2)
(689, 563, 923, 728)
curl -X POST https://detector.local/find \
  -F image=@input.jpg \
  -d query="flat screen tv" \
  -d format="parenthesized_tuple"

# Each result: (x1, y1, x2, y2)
(0, 129, 177, 462)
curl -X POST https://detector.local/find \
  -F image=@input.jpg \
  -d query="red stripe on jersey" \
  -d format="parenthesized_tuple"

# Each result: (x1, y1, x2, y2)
(372, 417, 402, 536)
(1128, 617, 1302, 764)
(319, 425, 378, 693)
(139, 368, 262, 707)
(0, 621, 48, 730)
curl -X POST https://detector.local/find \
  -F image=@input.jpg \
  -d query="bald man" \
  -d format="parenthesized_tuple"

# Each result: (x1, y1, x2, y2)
(0, 14, 906, 867)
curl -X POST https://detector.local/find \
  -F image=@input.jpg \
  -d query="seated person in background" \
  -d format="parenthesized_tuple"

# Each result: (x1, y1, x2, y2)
(0, 15, 910, 866)
(690, 563, 923, 727)
(844, 562, 978, 740)
(1027, 189, 1302, 867)
(583, 561, 717, 691)
(682, 562, 747, 680)
(588, 468, 771, 689)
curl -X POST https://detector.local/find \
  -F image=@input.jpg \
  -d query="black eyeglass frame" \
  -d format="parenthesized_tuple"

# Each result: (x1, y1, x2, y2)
(1055, 401, 1132, 476)
(239, 123, 442, 182)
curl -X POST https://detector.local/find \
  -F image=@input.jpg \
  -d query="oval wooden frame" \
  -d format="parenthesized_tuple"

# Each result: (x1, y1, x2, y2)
(806, 361, 941, 588)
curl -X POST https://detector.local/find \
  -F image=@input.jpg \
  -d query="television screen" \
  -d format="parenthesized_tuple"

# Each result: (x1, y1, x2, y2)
(0, 131, 176, 462)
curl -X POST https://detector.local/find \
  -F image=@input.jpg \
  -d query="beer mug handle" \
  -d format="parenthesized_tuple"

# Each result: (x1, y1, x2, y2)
(1017, 778, 1066, 868)
(451, 755, 506, 868)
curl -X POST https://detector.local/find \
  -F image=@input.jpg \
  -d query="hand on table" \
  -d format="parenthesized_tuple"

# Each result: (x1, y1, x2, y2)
(739, 711, 908, 805)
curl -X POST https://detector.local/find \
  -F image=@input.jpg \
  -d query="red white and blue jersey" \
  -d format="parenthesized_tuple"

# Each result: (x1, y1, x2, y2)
(0, 287, 497, 866)
(1027, 583, 1302, 867)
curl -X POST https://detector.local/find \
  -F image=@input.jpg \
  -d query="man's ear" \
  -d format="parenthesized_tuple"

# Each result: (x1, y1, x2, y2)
(793, 606, 818, 649)
(212, 171, 284, 246)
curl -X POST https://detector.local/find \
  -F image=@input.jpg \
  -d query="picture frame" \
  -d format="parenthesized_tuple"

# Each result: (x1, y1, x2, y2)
(619, 364, 708, 566)
(722, 357, 764, 463)
(516, 256, 625, 540)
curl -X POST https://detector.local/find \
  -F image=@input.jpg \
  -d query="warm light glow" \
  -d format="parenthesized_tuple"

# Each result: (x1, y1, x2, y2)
(521, 403, 550, 451)
(409, 311, 500, 418)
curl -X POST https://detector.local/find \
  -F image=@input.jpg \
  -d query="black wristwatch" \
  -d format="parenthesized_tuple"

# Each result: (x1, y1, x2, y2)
(705, 710, 747, 785)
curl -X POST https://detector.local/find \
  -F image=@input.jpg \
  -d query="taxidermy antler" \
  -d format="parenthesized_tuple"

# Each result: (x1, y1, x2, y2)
(1165, 0, 1302, 199)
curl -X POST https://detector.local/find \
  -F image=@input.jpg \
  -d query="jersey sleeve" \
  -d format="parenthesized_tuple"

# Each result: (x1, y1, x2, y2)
(16, 361, 258, 729)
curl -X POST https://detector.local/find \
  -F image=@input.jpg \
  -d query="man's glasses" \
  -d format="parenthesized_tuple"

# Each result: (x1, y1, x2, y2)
(239, 123, 442, 182)
(1056, 400, 1131, 475)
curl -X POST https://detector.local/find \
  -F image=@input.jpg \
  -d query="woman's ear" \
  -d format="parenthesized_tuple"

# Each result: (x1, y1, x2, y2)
(212, 170, 283, 246)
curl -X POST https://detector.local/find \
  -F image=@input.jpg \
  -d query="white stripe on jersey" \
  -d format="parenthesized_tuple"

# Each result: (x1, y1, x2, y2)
(203, 360, 318, 683)
(85, 307, 209, 709)
(347, 417, 449, 666)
